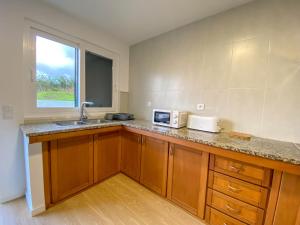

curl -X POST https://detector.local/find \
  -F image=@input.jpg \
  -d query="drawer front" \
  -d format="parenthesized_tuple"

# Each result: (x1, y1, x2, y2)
(206, 206, 248, 225)
(208, 171, 268, 208)
(207, 189, 264, 225)
(210, 155, 271, 187)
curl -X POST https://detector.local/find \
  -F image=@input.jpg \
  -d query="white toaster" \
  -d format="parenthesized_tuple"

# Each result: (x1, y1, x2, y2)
(187, 115, 220, 133)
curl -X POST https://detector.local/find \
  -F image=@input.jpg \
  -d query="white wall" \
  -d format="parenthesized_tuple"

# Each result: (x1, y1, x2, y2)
(0, 0, 129, 202)
(129, 0, 300, 143)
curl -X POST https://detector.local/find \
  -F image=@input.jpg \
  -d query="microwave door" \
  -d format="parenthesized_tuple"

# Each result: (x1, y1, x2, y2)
(154, 112, 170, 124)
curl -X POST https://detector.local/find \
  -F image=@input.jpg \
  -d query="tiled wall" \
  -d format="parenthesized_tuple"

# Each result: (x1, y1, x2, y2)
(129, 0, 300, 143)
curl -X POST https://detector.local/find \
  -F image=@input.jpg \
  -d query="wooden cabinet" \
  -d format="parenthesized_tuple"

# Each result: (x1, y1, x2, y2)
(167, 144, 209, 218)
(273, 172, 300, 225)
(94, 132, 121, 183)
(140, 136, 168, 196)
(39, 126, 300, 225)
(50, 135, 94, 203)
(121, 131, 142, 182)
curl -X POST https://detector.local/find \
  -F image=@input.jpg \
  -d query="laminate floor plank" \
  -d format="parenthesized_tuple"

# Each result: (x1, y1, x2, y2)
(0, 174, 205, 225)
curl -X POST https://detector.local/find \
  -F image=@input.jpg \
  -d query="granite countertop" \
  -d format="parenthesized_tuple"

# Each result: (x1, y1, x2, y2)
(20, 120, 300, 165)
(20, 120, 123, 136)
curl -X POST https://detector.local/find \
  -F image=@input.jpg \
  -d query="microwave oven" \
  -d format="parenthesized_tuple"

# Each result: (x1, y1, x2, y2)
(152, 109, 188, 128)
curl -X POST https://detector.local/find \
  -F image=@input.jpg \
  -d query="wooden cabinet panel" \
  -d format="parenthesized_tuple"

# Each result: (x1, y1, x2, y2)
(273, 172, 300, 225)
(94, 132, 121, 183)
(140, 136, 168, 196)
(167, 144, 208, 218)
(210, 155, 272, 187)
(264, 170, 282, 225)
(208, 171, 268, 208)
(207, 189, 264, 225)
(50, 135, 94, 203)
(206, 206, 248, 225)
(121, 131, 142, 182)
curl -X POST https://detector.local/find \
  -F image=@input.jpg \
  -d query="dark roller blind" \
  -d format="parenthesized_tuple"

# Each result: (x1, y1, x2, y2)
(85, 51, 113, 107)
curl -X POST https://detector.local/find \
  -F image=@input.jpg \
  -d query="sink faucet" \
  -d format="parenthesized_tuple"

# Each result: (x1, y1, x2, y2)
(80, 102, 94, 121)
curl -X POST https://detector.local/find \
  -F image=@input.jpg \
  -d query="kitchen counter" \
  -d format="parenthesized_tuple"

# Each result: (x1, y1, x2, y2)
(21, 120, 300, 165)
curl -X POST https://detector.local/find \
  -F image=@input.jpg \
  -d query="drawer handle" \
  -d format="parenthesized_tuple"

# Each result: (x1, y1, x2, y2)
(225, 204, 241, 214)
(227, 184, 241, 193)
(228, 165, 242, 173)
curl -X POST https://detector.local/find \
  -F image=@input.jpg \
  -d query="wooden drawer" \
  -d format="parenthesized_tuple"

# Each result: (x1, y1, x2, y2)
(206, 206, 248, 225)
(208, 171, 268, 208)
(210, 155, 272, 187)
(207, 189, 264, 225)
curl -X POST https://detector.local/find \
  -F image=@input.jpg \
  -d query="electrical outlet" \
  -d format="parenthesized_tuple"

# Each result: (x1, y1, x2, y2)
(147, 101, 152, 107)
(196, 103, 205, 111)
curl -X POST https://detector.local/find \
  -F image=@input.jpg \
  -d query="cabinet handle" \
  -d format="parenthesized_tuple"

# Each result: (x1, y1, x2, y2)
(137, 136, 141, 144)
(170, 146, 174, 155)
(141, 136, 144, 145)
(228, 164, 242, 173)
(227, 184, 241, 193)
(225, 204, 241, 214)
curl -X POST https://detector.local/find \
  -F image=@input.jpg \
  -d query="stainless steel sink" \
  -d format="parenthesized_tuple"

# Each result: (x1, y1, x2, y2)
(55, 119, 106, 126)
(85, 119, 105, 124)
(55, 120, 88, 126)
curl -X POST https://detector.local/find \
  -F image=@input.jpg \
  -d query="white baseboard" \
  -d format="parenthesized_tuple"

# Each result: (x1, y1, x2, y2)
(30, 205, 46, 216)
(0, 192, 25, 203)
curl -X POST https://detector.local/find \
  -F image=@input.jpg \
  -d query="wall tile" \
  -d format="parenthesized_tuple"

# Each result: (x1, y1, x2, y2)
(198, 43, 232, 89)
(261, 86, 300, 142)
(193, 89, 228, 117)
(229, 37, 270, 89)
(267, 54, 300, 89)
(229, 0, 274, 42)
(129, 0, 300, 142)
(119, 92, 129, 113)
(226, 89, 264, 135)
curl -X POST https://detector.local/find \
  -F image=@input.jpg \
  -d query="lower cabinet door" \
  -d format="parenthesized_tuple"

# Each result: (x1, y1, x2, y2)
(273, 172, 300, 225)
(140, 136, 169, 196)
(94, 132, 121, 183)
(121, 131, 142, 182)
(50, 135, 94, 203)
(167, 144, 208, 218)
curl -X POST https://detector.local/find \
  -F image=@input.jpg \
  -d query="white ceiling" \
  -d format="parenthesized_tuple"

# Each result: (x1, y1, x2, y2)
(40, 0, 253, 45)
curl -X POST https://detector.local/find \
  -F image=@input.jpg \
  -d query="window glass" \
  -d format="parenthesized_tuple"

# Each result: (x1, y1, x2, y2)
(36, 35, 78, 108)
(85, 51, 113, 107)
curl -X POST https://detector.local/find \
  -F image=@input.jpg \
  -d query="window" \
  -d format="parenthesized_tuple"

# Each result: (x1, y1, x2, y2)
(24, 22, 118, 118)
(35, 35, 79, 108)
(85, 51, 113, 108)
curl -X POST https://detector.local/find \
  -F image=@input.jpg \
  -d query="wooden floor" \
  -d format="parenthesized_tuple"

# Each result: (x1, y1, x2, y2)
(0, 174, 205, 225)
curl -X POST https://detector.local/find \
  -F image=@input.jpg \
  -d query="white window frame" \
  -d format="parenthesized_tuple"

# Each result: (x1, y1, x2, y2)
(23, 20, 119, 119)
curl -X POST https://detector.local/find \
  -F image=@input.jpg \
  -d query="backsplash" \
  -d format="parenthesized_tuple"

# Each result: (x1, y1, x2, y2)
(129, 0, 300, 143)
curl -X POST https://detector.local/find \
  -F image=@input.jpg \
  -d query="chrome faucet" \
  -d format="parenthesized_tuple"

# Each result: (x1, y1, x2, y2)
(80, 102, 94, 121)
